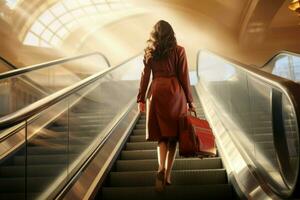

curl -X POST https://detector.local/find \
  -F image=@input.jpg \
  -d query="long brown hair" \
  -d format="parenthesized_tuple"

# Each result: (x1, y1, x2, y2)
(144, 20, 177, 63)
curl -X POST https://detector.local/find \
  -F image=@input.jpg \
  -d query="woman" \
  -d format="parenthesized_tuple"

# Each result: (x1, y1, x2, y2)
(137, 20, 195, 192)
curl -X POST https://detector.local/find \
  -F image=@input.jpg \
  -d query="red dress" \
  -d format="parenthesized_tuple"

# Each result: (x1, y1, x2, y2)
(137, 45, 193, 141)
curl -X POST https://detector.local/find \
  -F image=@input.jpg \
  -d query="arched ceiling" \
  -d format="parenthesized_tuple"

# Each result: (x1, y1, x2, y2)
(2, 0, 300, 67)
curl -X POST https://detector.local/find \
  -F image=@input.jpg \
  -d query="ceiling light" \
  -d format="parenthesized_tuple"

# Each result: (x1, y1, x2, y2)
(289, 0, 300, 16)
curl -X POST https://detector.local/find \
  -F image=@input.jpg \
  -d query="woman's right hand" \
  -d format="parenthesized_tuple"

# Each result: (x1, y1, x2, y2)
(188, 102, 196, 112)
(139, 102, 146, 113)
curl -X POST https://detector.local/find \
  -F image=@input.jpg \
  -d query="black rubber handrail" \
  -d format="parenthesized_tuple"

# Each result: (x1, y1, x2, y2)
(196, 49, 300, 198)
(0, 53, 138, 129)
(0, 52, 110, 80)
(0, 56, 17, 69)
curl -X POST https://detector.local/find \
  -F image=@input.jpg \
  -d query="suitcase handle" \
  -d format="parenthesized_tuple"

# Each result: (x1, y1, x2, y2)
(189, 110, 197, 118)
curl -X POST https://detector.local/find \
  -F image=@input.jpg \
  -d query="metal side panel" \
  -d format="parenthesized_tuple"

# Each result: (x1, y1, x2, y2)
(195, 84, 277, 200)
(59, 104, 140, 200)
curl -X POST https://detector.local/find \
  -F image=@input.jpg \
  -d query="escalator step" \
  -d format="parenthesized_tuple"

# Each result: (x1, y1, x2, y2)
(109, 169, 227, 186)
(132, 129, 145, 135)
(129, 135, 146, 142)
(120, 150, 181, 160)
(126, 142, 157, 150)
(137, 120, 146, 125)
(135, 124, 146, 129)
(116, 158, 222, 171)
(101, 184, 233, 200)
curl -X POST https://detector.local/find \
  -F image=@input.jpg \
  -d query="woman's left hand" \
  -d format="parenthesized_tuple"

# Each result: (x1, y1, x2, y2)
(139, 102, 146, 113)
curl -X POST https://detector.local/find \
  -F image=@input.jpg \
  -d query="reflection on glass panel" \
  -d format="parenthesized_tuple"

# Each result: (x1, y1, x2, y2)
(197, 51, 299, 194)
(26, 101, 68, 200)
(68, 55, 142, 177)
(0, 54, 109, 117)
(0, 125, 26, 199)
(282, 95, 299, 187)
(0, 55, 141, 199)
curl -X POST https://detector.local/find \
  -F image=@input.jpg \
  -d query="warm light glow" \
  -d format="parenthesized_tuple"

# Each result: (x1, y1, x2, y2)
(6, 0, 18, 9)
(22, 0, 139, 48)
(289, 0, 300, 15)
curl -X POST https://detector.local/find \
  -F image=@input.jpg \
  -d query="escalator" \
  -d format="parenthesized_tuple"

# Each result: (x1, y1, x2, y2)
(0, 50, 300, 200)
(0, 56, 17, 73)
(0, 52, 110, 117)
(0, 53, 141, 200)
(100, 88, 235, 199)
(261, 51, 300, 83)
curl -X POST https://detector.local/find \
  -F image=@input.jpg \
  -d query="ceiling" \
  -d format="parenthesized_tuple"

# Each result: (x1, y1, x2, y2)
(1, 0, 300, 67)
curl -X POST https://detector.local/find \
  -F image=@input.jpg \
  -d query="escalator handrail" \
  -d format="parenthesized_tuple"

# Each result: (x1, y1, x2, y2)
(257, 50, 300, 69)
(0, 52, 110, 80)
(0, 54, 138, 130)
(196, 49, 300, 197)
(0, 56, 17, 69)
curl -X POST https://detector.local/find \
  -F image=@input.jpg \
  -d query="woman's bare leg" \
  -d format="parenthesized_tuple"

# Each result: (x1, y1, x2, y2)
(157, 139, 168, 172)
(156, 139, 168, 192)
(165, 139, 177, 184)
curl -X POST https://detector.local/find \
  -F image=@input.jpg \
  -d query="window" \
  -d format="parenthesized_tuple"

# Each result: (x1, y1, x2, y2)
(23, 0, 136, 48)
(6, 0, 18, 9)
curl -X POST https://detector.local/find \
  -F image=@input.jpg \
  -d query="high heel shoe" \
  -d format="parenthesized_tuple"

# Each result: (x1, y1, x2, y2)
(155, 170, 165, 192)
(165, 180, 172, 186)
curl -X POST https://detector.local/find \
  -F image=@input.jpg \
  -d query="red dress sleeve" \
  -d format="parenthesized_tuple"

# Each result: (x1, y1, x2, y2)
(177, 47, 193, 104)
(137, 60, 151, 103)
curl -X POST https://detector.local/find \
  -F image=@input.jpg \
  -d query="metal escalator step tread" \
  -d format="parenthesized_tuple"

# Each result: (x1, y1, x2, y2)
(116, 158, 222, 171)
(135, 124, 146, 129)
(101, 184, 233, 200)
(132, 129, 145, 135)
(126, 142, 157, 150)
(120, 150, 180, 160)
(129, 135, 146, 142)
(109, 169, 227, 186)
